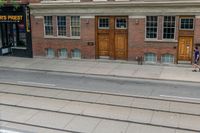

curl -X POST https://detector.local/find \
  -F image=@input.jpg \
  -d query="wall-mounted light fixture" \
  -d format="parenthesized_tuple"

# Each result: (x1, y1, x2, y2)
(86, 19, 89, 24)
(135, 19, 139, 24)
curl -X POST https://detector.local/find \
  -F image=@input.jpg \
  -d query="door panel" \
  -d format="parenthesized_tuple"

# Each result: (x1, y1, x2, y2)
(98, 33, 109, 56)
(178, 37, 193, 61)
(115, 33, 127, 59)
(96, 16, 128, 60)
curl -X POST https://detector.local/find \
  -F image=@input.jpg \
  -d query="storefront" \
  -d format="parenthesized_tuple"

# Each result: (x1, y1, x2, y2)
(0, 5, 32, 57)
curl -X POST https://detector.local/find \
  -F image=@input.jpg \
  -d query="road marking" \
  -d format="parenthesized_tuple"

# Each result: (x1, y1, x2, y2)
(17, 81, 56, 87)
(0, 129, 24, 133)
(160, 95, 200, 101)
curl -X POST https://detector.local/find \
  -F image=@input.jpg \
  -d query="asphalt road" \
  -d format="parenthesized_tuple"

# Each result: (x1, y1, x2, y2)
(0, 67, 200, 101)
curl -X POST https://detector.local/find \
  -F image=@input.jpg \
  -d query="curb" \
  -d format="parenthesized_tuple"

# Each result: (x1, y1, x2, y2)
(0, 66, 200, 84)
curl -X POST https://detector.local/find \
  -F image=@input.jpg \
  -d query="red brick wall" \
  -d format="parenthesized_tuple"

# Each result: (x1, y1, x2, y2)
(194, 17, 200, 45)
(31, 15, 95, 59)
(128, 16, 177, 62)
(128, 17, 145, 60)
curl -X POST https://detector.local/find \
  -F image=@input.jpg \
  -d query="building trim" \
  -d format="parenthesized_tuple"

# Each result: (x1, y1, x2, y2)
(80, 16, 95, 18)
(128, 16, 145, 19)
(30, 4, 200, 16)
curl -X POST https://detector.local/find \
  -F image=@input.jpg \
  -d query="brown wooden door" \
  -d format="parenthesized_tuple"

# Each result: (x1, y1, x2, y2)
(96, 16, 128, 60)
(115, 31, 127, 60)
(98, 32, 110, 57)
(96, 17, 111, 58)
(114, 17, 128, 60)
(178, 36, 193, 61)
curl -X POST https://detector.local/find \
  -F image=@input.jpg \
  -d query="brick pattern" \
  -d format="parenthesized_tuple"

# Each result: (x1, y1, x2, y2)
(31, 16, 95, 59)
(194, 18, 200, 45)
(31, 15, 200, 63)
(128, 17, 177, 62)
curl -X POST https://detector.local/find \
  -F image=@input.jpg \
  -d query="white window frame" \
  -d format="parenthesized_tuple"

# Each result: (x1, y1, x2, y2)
(70, 16, 81, 37)
(57, 16, 67, 37)
(145, 16, 158, 40)
(44, 16, 53, 36)
(162, 16, 176, 40)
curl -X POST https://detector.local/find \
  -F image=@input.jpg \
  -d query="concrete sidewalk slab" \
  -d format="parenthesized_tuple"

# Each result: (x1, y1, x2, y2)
(18, 96, 69, 111)
(92, 119, 129, 133)
(128, 108, 153, 123)
(0, 56, 199, 83)
(96, 94, 134, 106)
(0, 106, 38, 123)
(26, 111, 74, 129)
(126, 123, 176, 133)
(65, 116, 100, 133)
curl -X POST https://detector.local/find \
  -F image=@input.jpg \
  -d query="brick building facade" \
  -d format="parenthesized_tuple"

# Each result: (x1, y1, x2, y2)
(29, 0, 200, 64)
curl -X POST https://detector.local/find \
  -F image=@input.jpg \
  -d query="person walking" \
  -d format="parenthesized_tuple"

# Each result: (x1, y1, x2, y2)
(192, 46, 200, 72)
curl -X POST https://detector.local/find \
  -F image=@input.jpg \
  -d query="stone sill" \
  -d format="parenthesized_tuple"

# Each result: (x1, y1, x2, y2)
(44, 36, 80, 40)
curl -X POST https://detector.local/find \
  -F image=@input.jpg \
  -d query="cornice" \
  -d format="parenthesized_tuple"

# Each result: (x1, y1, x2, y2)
(29, 1, 200, 9)
(29, 1, 200, 16)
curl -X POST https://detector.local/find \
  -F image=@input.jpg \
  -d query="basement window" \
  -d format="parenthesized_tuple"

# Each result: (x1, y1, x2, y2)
(144, 53, 157, 63)
(59, 48, 68, 58)
(71, 48, 81, 59)
(46, 48, 55, 58)
(161, 54, 174, 64)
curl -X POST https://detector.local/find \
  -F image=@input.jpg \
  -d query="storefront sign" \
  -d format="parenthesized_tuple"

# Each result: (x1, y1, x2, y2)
(0, 15, 23, 23)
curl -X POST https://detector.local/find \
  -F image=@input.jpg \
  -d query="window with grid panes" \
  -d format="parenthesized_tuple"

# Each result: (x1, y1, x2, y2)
(71, 16, 80, 37)
(144, 53, 157, 62)
(180, 18, 194, 30)
(44, 16, 53, 36)
(163, 16, 175, 39)
(98, 17, 109, 29)
(59, 48, 68, 58)
(57, 16, 66, 36)
(161, 54, 174, 63)
(146, 16, 158, 39)
(116, 17, 127, 29)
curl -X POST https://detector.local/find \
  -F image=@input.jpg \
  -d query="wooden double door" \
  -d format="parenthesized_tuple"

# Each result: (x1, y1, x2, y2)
(178, 36, 193, 61)
(96, 16, 128, 60)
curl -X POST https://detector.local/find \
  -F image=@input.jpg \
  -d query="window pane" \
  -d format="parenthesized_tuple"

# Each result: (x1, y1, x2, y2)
(71, 16, 80, 37)
(144, 53, 156, 62)
(57, 16, 66, 36)
(116, 17, 127, 29)
(72, 48, 81, 59)
(46, 48, 55, 58)
(163, 16, 175, 39)
(98, 17, 109, 29)
(180, 18, 194, 29)
(59, 48, 68, 58)
(44, 16, 53, 36)
(161, 54, 174, 63)
(146, 16, 157, 39)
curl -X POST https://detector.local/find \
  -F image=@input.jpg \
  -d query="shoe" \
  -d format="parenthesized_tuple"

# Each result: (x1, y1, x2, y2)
(192, 70, 197, 72)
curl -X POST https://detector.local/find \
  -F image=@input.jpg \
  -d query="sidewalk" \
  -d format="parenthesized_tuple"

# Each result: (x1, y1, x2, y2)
(0, 56, 200, 83)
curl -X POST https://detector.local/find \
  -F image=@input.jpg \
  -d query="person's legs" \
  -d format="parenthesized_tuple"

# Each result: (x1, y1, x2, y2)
(192, 61, 198, 72)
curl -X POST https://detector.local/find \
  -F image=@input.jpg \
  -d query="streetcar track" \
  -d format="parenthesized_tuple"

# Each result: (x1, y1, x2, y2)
(1, 82, 200, 132)
(0, 120, 83, 133)
(0, 91, 200, 117)
(0, 81, 200, 104)
(0, 104, 199, 132)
